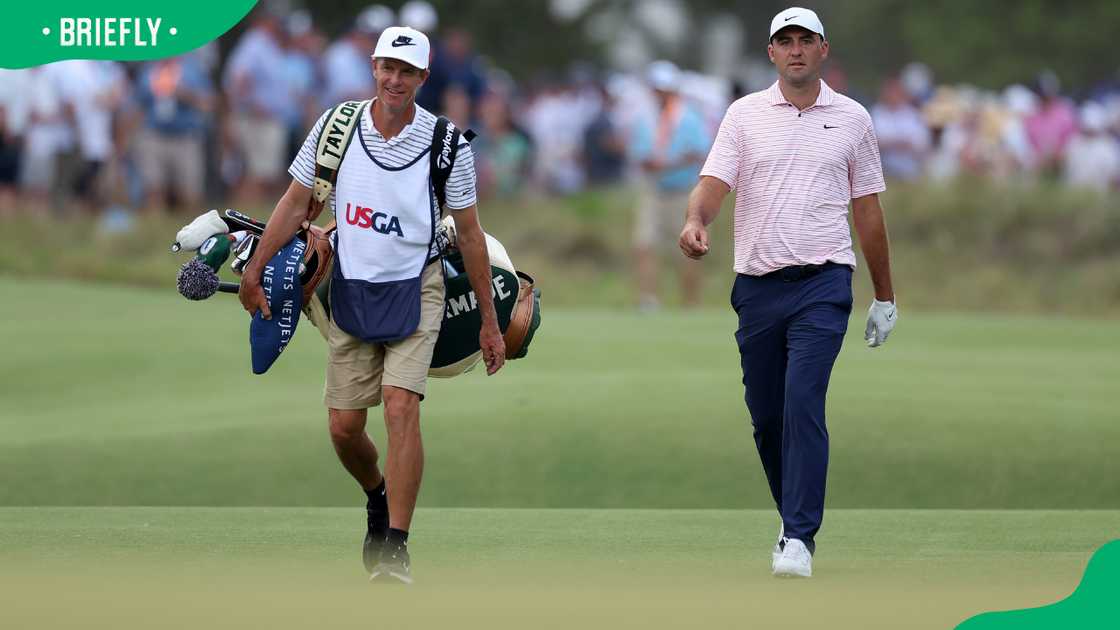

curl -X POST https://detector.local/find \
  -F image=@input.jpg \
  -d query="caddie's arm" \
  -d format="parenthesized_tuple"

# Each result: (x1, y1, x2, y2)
(452, 205, 506, 375)
(851, 193, 894, 302)
(238, 179, 313, 319)
(679, 175, 730, 259)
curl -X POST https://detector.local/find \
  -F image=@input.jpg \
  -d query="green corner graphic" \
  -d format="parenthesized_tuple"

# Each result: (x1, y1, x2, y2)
(957, 540, 1120, 629)
(0, 0, 257, 69)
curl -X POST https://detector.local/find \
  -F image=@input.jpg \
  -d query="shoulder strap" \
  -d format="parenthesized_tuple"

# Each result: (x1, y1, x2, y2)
(430, 116, 476, 210)
(308, 99, 368, 222)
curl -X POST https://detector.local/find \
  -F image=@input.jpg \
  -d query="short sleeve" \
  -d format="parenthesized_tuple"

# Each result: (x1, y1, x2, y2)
(288, 109, 330, 190)
(851, 116, 887, 198)
(700, 106, 741, 190)
(444, 141, 478, 210)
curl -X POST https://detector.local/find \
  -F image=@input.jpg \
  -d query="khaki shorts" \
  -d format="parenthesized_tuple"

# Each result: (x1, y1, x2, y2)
(231, 113, 286, 180)
(635, 185, 690, 249)
(137, 131, 205, 200)
(324, 262, 446, 409)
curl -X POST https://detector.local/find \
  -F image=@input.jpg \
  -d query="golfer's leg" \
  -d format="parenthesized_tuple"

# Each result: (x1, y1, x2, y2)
(733, 274, 789, 510)
(382, 385, 423, 531)
(328, 408, 384, 490)
(324, 313, 387, 492)
(781, 269, 852, 551)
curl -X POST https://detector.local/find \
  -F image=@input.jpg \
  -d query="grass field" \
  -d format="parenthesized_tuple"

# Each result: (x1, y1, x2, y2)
(1, 507, 1114, 630)
(2, 277, 1118, 629)
(2, 277, 1118, 508)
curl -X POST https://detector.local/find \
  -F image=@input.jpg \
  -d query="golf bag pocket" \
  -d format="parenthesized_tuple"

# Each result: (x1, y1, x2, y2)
(329, 274, 421, 344)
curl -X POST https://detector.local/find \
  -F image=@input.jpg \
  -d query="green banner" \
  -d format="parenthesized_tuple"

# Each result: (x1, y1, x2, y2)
(0, 0, 257, 69)
(957, 540, 1120, 629)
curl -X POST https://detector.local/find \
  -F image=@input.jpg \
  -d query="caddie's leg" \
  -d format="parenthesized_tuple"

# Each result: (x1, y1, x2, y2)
(781, 266, 853, 553)
(382, 385, 424, 531)
(327, 408, 384, 490)
(732, 274, 790, 511)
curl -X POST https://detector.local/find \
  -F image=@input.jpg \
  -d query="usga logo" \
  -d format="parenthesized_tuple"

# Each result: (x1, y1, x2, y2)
(344, 203, 405, 237)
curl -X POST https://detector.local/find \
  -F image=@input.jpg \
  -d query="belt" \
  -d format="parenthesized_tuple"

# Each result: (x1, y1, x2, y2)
(759, 261, 844, 282)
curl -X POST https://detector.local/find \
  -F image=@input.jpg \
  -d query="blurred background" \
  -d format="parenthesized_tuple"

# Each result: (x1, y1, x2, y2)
(0, 0, 1118, 313)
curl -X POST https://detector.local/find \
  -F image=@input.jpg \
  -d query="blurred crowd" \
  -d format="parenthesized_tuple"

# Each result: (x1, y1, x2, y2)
(2, 4, 1119, 224)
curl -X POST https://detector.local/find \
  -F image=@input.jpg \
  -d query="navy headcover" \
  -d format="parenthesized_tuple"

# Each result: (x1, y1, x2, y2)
(250, 237, 307, 374)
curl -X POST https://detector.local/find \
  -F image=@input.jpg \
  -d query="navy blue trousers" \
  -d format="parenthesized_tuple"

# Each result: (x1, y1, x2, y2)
(731, 264, 853, 552)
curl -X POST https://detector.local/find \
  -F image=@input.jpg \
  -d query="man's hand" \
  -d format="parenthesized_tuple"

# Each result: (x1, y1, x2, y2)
(480, 322, 505, 375)
(864, 299, 897, 348)
(239, 272, 271, 320)
(679, 220, 710, 259)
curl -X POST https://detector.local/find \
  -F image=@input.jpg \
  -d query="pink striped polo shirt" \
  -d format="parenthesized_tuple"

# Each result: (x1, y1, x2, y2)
(700, 80, 885, 276)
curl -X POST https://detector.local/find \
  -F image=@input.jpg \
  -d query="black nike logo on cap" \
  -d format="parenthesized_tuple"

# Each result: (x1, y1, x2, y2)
(391, 35, 414, 47)
(784, 15, 798, 21)
(824, 124, 840, 129)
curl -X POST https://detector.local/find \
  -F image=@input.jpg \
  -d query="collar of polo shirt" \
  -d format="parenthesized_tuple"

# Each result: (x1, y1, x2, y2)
(767, 79, 837, 109)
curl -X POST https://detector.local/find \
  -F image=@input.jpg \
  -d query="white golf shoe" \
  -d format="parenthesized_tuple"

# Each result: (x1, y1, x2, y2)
(772, 537, 812, 578)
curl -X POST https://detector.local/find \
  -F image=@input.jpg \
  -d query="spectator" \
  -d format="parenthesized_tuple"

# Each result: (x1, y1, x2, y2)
(60, 61, 128, 213)
(223, 9, 292, 204)
(20, 65, 76, 213)
(135, 54, 215, 213)
(0, 68, 32, 215)
(1064, 103, 1120, 192)
(474, 91, 532, 198)
(1024, 71, 1078, 175)
(281, 10, 323, 161)
(418, 28, 486, 116)
(629, 61, 711, 310)
(321, 5, 392, 106)
(871, 77, 930, 181)
(582, 81, 626, 187)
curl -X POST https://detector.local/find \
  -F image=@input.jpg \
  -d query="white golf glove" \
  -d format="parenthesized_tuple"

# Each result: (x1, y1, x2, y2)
(864, 299, 897, 348)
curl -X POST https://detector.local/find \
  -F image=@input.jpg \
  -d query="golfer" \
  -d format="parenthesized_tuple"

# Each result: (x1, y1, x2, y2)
(239, 25, 505, 584)
(679, 7, 898, 577)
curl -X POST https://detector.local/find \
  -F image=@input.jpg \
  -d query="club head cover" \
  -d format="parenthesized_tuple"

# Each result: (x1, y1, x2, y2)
(177, 258, 221, 300)
(173, 209, 229, 252)
(249, 237, 306, 374)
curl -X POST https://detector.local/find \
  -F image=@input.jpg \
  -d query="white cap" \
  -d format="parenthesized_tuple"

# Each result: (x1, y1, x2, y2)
(769, 7, 825, 40)
(373, 26, 430, 70)
(647, 60, 681, 92)
(400, 0, 438, 33)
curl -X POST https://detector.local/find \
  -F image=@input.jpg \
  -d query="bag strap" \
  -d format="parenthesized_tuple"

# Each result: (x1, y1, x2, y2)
(430, 116, 476, 210)
(308, 99, 368, 222)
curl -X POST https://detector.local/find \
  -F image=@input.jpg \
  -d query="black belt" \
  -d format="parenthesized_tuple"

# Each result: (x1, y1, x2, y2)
(758, 261, 844, 282)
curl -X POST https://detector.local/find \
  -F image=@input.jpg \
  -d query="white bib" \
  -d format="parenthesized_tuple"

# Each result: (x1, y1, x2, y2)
(334, 103, 435, 283)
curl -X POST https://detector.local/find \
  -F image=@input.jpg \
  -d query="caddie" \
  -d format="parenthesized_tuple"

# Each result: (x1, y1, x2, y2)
(238, 25, 504, 584)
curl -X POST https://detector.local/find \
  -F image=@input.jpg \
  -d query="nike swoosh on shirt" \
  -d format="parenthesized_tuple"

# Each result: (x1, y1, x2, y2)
(823, 125, 840, 129)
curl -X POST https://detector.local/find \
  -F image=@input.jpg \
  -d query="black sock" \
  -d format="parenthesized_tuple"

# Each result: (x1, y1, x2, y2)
(365, 481, 387, 514)
(386, 527, 408, 548)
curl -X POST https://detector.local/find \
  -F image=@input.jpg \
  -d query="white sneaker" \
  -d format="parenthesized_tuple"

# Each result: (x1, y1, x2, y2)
(771, 520, 784, 570)
(772, 537, 812, 578)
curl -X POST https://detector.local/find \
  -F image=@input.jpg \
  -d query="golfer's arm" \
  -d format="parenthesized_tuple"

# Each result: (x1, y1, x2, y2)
(243, 180, 313, 281)
(685, 176, 731, 227)
(452, 205, 499, 329)
(851, 193, 895, 302)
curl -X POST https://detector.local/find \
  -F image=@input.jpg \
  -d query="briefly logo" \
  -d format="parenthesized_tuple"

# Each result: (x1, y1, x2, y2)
(823, 124, 840, 129)
(784, 15, 798, 21)
(344, 203, 405, 237)
(391, 35, 414, 47)
(437, 121, 456, 169)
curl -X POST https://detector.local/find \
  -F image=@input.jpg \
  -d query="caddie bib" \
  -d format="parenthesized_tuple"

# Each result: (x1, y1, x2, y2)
(330, 102, 437, 343)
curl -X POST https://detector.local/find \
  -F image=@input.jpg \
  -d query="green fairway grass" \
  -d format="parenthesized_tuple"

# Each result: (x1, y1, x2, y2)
(0, 507, 1115, 630)
(1, 277, 1118, 509)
